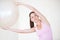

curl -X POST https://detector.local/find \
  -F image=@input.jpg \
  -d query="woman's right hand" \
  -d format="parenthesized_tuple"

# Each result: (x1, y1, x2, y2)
(16, 2, 24, 6)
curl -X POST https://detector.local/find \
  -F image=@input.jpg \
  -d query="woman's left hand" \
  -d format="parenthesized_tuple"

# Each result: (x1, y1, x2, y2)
(1, 26, 10, 30)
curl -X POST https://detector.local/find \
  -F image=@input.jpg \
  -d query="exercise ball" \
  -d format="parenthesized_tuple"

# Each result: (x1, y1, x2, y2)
(0, 0, 19, 27)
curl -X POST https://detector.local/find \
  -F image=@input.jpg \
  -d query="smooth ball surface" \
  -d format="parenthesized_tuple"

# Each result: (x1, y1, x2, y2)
(0, 0, 19, 27)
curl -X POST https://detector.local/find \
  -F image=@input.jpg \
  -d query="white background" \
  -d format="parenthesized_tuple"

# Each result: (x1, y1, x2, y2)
(0, 0, 60, 40)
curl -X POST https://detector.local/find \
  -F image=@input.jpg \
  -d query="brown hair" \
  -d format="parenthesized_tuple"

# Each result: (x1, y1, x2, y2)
(29, 11, 35, 28)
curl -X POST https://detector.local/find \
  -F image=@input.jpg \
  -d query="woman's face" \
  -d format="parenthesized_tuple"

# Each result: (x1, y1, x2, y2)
(30, 13, 39, 22)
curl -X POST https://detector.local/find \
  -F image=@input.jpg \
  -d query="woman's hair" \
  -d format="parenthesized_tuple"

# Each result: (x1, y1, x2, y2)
(29, 11, 35, 28)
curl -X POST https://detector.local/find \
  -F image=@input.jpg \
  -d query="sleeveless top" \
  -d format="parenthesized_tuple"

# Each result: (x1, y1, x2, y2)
(35, 21, 53, 40)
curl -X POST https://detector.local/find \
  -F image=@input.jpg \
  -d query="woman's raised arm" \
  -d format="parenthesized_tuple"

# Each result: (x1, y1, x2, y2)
(16, 2, 50, 26)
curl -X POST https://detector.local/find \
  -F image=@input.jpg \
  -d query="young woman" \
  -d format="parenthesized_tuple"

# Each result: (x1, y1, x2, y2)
(1, 2, 53, 40)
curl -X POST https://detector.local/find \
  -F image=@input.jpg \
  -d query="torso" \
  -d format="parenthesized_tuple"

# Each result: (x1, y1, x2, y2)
(35, 21, 53, 40)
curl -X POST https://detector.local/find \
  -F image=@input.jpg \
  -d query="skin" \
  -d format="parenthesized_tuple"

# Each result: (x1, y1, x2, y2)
(30, 13, 39, 23)
(30, 13, 41, 30)
(1, 2, 50, 34)
(1, 13, 41, 34)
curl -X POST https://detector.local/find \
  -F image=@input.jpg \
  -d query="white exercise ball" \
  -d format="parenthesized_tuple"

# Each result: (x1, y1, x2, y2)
(0, 0, 19, 27)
